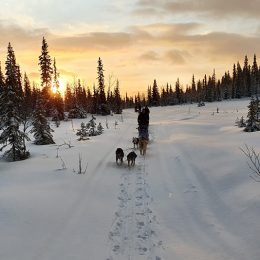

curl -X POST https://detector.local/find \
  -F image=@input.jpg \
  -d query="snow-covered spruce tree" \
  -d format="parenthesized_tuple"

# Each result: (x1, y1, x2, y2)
(76, 122, 89, 141)
(236, 116, 246, 128)
(0, 61, 5, 95)
(0, 43, 30, 161)
(31, 98, 55, 145)
(86, 115, 97, 136)
(0, 61, 5, 123)
(244, 96, 260, 132)
(39, 37, 53, 116)
(97, 122, 104, 135)
(68, 105, 87, 119)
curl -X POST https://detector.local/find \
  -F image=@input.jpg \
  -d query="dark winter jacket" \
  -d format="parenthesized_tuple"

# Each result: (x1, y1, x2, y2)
(138, 110, 149, 127)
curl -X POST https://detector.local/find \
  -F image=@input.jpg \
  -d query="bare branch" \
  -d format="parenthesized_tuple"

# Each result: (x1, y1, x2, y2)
(240, 144, 260, 180)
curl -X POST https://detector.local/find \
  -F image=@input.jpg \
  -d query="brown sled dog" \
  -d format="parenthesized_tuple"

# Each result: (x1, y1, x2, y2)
(132, 137, 139, 149)
(116, 148, 124, 165)
(127, 151, 137, 167)
(139, 138, 148, 156)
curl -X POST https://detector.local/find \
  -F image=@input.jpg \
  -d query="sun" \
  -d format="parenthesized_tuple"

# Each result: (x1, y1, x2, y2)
(51, 78, 66, 96)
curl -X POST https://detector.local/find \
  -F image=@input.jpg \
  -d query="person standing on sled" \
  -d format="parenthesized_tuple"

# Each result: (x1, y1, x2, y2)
(138, 108, 149, 140)
(138, 108, 149, 155)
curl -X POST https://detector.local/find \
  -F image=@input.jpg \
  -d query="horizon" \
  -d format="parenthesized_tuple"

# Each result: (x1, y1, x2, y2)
(0, 0, 260, 96)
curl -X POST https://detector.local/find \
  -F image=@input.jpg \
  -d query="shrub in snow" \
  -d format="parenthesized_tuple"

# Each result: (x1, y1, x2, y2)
(237, 116, 246, 128)
(68, 106, 87, 119)
(31, 98, 55, 145)
(97, 122, 104, 135)
(76, 122, 89, 141)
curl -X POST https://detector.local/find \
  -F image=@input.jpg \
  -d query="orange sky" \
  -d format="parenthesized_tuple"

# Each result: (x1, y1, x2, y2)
(0, 0, 260, 96)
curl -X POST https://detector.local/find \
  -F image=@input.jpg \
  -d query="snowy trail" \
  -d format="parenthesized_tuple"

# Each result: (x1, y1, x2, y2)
(32, 120, 137, 260)
(106, 155, 163, 260)
(1, 101, 260, 260)
(146, 110, 258, 260)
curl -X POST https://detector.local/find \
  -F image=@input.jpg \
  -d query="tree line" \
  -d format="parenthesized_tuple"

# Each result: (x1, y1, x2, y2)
(133, 55, 260, 107)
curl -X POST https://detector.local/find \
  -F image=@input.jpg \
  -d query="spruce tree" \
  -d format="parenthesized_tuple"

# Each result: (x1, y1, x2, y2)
(244, 96, 260, 132)
(97, 57, 109, 115)
(191, 75, 197, 103)
(0, 43, 30, 161)
(76, 122, 89, 140)
(243, 55, 252, 97)
(113, 79, 122, 114)
(31, 98, 55, 145)
(39, 37, 53, 116)
(97, 122, 104, 135)
(64, 85, 74, 112)
(52, 58, 64, 120)
(175, 78, 181, 104)
(0, 61, 5, 120)
(251, 54, 259, 95)
(152, 79, 160, 106)
(21, 73, 33, 135)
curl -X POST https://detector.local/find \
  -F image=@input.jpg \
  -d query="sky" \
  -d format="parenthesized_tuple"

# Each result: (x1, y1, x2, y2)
(0, 0, 260, 95)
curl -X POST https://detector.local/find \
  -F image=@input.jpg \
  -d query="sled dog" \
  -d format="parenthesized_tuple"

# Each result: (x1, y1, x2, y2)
(132, 137, 139, 149)
(127, 151, 137, 167)
(139, 139, 148, 156)
(116, 148, 124, 165)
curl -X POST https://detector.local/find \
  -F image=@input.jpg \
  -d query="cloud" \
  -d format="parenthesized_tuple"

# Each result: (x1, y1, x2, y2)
(139, 51, 159, 61)
(134, 0, 260, 18)
(0, 21, 51, 51)
(165, 49, 190, 65)
(52, 32, 134, 52)
(1, 19, 260, 94)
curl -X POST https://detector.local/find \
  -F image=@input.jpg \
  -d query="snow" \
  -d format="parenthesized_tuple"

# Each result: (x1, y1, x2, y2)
(1, 98, 260, 260)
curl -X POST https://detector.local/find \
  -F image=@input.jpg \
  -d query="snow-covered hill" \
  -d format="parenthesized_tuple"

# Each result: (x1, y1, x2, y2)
(1, 99, 260, 260)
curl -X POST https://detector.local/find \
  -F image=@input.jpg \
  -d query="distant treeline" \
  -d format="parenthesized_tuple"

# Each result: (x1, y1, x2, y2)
(134, 55, 260, 107)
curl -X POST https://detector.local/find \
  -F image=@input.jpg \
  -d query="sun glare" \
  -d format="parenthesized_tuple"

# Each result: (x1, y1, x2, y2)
(51, 78, 66, 96)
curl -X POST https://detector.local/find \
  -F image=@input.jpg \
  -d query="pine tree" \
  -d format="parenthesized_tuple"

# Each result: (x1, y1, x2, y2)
(0, 61, 5, 94)
(251, 54, 259, 95)
(52, 58, 64, 120)
(152, 79, 160, 106)
(244, 96, 260, 132)
(235, 62, 243, 98)
(231, 64, 237, 99)
(175, 78, 181, 104)
(31, 98, 55, 145)
(113, 79, 122, 114)
(243, 55, 252, 97)
(64, 84, 74, 112)
(0, 61, 5, 120)
(97, 57, 109, 115)
(21, 73, 33, 134)
(0, 43, 30, 161)
(39, 37, 53, 116)
(86, 115, 97, 136)
(191, 74, 197, 103)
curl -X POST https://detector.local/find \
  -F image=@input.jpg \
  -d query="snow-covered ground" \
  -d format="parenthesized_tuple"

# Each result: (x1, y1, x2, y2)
(1, 99, 260, 260)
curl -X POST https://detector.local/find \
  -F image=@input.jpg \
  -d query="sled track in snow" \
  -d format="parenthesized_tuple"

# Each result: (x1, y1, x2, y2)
(106, 156, 163, 260)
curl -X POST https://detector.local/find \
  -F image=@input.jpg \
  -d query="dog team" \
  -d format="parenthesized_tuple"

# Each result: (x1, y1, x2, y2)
(116, 105, 150, 167)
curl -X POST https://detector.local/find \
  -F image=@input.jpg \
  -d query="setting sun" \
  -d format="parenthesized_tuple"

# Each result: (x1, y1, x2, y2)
(51, 78, 66, 96)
